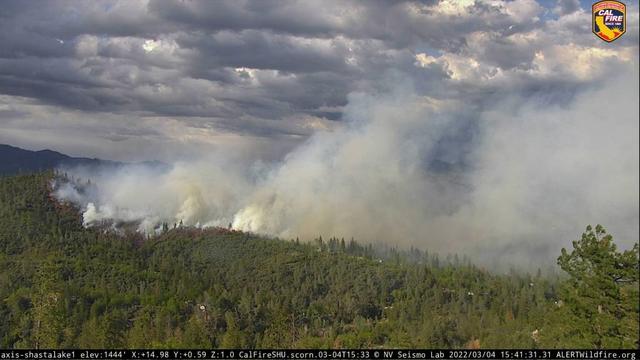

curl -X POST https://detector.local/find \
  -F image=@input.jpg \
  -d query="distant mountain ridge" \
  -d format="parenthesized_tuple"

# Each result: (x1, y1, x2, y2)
(0, 144, 165, 175)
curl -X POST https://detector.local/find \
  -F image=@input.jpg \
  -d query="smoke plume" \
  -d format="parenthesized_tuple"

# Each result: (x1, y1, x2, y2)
(54, 69, 639, 268)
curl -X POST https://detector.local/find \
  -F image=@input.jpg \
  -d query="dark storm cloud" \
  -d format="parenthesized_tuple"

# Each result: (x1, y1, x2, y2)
(178, 30, 352, 73)
(147, 0, 346, 38)
(554, 0, 581, 15)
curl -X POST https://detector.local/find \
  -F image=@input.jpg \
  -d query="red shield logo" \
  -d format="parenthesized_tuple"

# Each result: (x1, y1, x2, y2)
(592, 1, 626, 42)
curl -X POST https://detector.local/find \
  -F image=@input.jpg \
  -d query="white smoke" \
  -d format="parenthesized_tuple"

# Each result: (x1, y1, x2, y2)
(55, 158, 256, 233)
(54, 68, 639, 268)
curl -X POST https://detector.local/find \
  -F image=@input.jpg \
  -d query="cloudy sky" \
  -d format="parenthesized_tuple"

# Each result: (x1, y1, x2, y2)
(1, 0, 637, 162)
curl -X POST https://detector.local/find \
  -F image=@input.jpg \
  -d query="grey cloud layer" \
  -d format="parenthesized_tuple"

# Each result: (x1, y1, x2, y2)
(3, 0, 636, 157)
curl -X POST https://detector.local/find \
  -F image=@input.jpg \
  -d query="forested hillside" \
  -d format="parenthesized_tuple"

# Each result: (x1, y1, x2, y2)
(0, 144, 111, 176)
(0, 172, 637, 349)
(0, 144, 167, 176)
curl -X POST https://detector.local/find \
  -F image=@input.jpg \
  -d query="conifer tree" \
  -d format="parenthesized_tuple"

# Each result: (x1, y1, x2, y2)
(557, 225, 639, 348)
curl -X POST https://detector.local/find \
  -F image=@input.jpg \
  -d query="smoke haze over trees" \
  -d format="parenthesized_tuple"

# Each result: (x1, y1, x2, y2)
(0, 172, 637, 348)
(53, 70, 639, 269)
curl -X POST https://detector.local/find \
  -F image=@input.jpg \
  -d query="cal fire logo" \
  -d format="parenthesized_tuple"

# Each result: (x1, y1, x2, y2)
(592, 1, 626, 42)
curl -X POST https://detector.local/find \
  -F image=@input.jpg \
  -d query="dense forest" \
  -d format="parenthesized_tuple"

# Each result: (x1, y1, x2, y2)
(0, 172, 637, 349)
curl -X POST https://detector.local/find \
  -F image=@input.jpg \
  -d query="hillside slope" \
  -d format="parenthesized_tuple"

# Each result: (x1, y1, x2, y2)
(0, 144, 115, 175)
(0, 172, 636, 349)
(0, 144, 169, 176)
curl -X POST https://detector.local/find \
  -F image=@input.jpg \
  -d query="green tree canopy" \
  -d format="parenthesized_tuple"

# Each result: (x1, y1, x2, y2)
(557, 225, 639, 348)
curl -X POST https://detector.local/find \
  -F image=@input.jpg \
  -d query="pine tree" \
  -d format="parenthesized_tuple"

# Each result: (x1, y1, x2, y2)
(557, 225, 639, 348)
